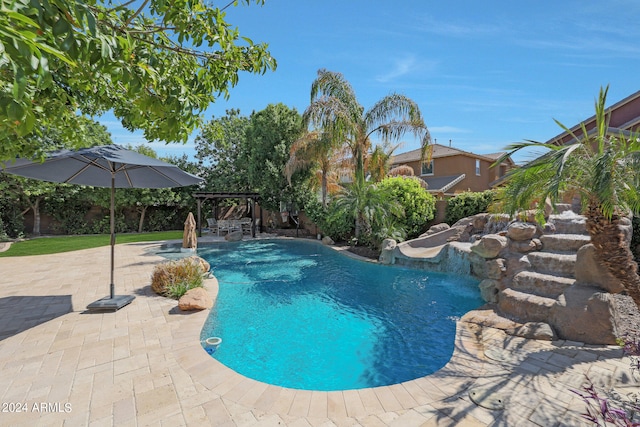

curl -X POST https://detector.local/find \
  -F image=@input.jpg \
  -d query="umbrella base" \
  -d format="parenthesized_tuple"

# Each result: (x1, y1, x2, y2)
(87, 295, 135, 311)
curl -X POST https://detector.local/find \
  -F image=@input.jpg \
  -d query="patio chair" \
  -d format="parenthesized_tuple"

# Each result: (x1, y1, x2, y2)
(217, 219, 230, 235)
(206, 218, 218, 235)
(240, 218, 252, 234)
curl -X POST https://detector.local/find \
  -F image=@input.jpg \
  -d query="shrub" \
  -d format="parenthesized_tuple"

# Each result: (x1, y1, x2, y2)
(378, 176, 436, 239)
(0, 196, 24, 239)
(305, 198, 354, 242)
(444, 190, 496, 225)
(151, 257, 205, 299)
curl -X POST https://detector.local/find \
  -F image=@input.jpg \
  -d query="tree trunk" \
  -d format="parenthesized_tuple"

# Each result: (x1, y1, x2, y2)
(586, 202, 640, 308)
(32, 198, 41, 236)
(138, 206, 147, 233)
(321, 173, 327, 208)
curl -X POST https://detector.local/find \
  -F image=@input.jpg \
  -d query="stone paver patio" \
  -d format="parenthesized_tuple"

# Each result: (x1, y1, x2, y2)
(0, 238, 634, 426)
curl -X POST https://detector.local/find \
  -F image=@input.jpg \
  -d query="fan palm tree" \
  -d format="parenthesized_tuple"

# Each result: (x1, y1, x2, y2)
(303, 69, 430, 187)
(496, 86, 640, 308)
(285, 130, 349, 208)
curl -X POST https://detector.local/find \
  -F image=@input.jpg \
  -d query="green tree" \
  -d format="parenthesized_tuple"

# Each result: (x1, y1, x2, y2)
(1, 0, 276, 161)
(496, 86, 640, 307)
(245, 103, 304, 211)
(195, 109, 251, 193)
(334, 181, 402, 242)
(303, 69, 430, 187)
(286, 130, 349, 208)
(0, 175, 59, 236)
(368, 141, 403, 183)
(378, 176, 436, 239)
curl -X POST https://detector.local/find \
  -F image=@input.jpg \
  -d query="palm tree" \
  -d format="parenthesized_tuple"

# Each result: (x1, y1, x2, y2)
(497, 86, 640, 308)
(285, 130, 349, 208)
(367, 140, 403, 182)
(334, 180, 403, 240)
(303, 69, 430, 187)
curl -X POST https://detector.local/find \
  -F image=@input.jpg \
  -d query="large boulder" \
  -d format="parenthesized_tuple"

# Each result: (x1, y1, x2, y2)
(507, 222, 537, 241)
(470, 235, 507, 259)
(479, 279, 499, 303)
(574, 244, 625, 293)
(509, 238, 542, 253)
(423, 223, 450, 236)
(379, 238, 397, 265)
(551, 285, 620, 345)
(178, 287, 213, 311)
(224, 230, 243, 242)
(322, 236, 335, 245)
(485, 258, 506, 280)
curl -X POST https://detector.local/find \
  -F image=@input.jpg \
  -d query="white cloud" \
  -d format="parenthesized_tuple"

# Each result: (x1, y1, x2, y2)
(375, 55, 438, 83)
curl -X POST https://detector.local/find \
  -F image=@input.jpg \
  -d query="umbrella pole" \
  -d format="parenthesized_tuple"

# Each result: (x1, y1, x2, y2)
(110, 175, 115, 299)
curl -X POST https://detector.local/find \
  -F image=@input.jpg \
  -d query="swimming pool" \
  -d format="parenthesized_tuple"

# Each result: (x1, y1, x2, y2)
(196, 239, 482, 391)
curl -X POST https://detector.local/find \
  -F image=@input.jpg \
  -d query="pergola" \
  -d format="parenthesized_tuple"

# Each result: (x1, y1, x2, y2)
(192, 191, 262, 237)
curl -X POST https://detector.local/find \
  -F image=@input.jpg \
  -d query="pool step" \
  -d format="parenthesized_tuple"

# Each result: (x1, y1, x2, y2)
(527, 252, 576, 278)
(512, 271, 575, 299)
(540, 234, 591, 253)
(548, 214, 589, 235)
(498, 288, 556, 323)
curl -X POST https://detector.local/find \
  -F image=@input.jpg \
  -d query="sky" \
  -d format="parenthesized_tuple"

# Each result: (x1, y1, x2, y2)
(100, 0, 640, 164)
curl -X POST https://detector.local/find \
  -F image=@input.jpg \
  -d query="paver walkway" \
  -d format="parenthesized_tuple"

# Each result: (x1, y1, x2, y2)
(0, 238, 635, 426)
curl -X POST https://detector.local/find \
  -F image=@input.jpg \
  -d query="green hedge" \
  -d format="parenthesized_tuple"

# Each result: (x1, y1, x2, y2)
(444, 190, 496, 225)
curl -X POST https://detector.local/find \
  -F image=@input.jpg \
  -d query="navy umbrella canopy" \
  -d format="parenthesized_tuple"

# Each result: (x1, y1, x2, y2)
(1, 144, 203, 310)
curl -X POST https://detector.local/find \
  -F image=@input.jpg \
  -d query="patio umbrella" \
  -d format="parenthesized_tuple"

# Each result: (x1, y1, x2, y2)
(0, 145, 203, 311)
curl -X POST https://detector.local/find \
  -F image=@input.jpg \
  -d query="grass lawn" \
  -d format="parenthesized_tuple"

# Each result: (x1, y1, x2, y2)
(0, 231, 183, 257)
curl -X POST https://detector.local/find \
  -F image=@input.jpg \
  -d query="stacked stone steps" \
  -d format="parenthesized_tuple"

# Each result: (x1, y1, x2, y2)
(540, 234, 591, 253)
(498, 288, 556, 323)
(549, 214, 589, 235)
(497, 219, 590, 326)
(512, 271, 575, 298)
(527, 252, 577, 278)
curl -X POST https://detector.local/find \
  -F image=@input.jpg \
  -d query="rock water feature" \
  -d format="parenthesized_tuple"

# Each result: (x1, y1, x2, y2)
(380, 208, 626, 345)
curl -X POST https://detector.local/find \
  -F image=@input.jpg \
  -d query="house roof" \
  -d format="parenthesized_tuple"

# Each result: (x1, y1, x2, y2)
(391, 143, 511, 165)
(546, 89, 640, 145)
(424, 174, 466, 193)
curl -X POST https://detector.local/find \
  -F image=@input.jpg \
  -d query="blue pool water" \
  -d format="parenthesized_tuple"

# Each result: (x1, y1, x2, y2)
(195, 239, 482, 391)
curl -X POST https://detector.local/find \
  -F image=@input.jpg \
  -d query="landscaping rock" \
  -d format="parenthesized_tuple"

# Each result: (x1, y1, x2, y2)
(469, 252, 488, 278)
(224, 230, 243, 242)
(322, 236, 335, 245)
(509, 238, 541, 253)
(479, 279, 499, 303)
(551, 285, 620, 345)
(543, 222, 556, 234)
(178, 287, 213, 311)
(424, 223, 450, 236)
(507, 222, 537, 241)
(575, 244, 625, 293)
(379, 239, 396, 265)
(485, 258, 507, 280)
(470, 235, 507, 259)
